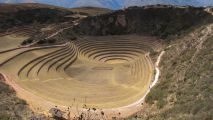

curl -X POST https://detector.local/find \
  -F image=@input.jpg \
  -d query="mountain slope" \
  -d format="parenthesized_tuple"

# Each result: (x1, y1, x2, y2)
(0, 0, 213, 9)
(71, 0, 123, 9)
(132, 23, 213, 120)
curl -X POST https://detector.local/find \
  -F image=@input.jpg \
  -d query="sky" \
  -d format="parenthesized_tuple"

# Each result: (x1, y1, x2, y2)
(0, 0, 213, 9)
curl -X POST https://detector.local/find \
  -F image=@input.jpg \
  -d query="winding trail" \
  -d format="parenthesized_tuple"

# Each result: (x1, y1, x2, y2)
(114, 51, 165, 109)
(45, 19, 80, 40)
(151, 51, 165, 88)
(103, 51, 165, 117)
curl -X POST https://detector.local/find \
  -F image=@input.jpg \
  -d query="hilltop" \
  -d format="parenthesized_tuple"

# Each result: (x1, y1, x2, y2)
(70, 7, 112, 16)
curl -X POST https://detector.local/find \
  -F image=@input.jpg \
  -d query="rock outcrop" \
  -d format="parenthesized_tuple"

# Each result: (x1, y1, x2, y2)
(75, 5, 213, 38)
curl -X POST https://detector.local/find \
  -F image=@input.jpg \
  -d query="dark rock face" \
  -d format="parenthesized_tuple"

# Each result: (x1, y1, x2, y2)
(0, 8, 73, 32)
(49, 108, 66, 120)
(115, 14, 127, 27)
(75, 6, 213, 38)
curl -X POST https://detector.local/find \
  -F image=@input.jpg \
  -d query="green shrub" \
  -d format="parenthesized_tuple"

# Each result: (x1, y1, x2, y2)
(156, 99, 166, 109)
(0, 115, 10, 120)
(146, 88, 165, 105)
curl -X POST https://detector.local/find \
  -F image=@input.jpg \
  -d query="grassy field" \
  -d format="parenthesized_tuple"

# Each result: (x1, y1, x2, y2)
(0, 34, 160, 116)
(0, 33, 32, 65)
(70, 7, 112, 16)
(0, 34, 29, 51)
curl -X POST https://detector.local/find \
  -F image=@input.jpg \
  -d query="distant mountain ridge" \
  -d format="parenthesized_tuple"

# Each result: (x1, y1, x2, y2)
(0, 0, 213, 9)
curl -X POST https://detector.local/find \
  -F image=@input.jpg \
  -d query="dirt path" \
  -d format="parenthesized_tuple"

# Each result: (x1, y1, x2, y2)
(45, 19, 80, 40)
(21, 20, 79, 47)
(151, 51, 165, 88)
(102, 51, 165, 117)
(45, 26, 72, 40)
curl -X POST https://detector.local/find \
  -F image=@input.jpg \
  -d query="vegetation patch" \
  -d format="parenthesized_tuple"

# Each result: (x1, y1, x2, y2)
(135, 25, 213, 120)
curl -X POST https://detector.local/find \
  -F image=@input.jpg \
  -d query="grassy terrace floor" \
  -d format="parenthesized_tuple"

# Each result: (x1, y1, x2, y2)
(0, 34, 161, 116)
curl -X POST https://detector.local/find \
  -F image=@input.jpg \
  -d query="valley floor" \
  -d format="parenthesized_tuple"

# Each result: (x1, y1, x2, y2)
(0, 33, 163, 118)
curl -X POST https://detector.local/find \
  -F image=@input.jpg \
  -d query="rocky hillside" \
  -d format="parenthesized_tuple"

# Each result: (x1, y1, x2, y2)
(0, 3, 73, 32)
(74, 5, 213, 39)
(129, 19, 213, 120)
(0, 74, 47, 119)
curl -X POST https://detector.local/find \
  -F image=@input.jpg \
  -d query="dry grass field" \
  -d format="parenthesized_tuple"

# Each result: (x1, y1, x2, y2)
(0, 32, 162, 117)
(70, 7, 112, 16)
(0, 34, 29, 51)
